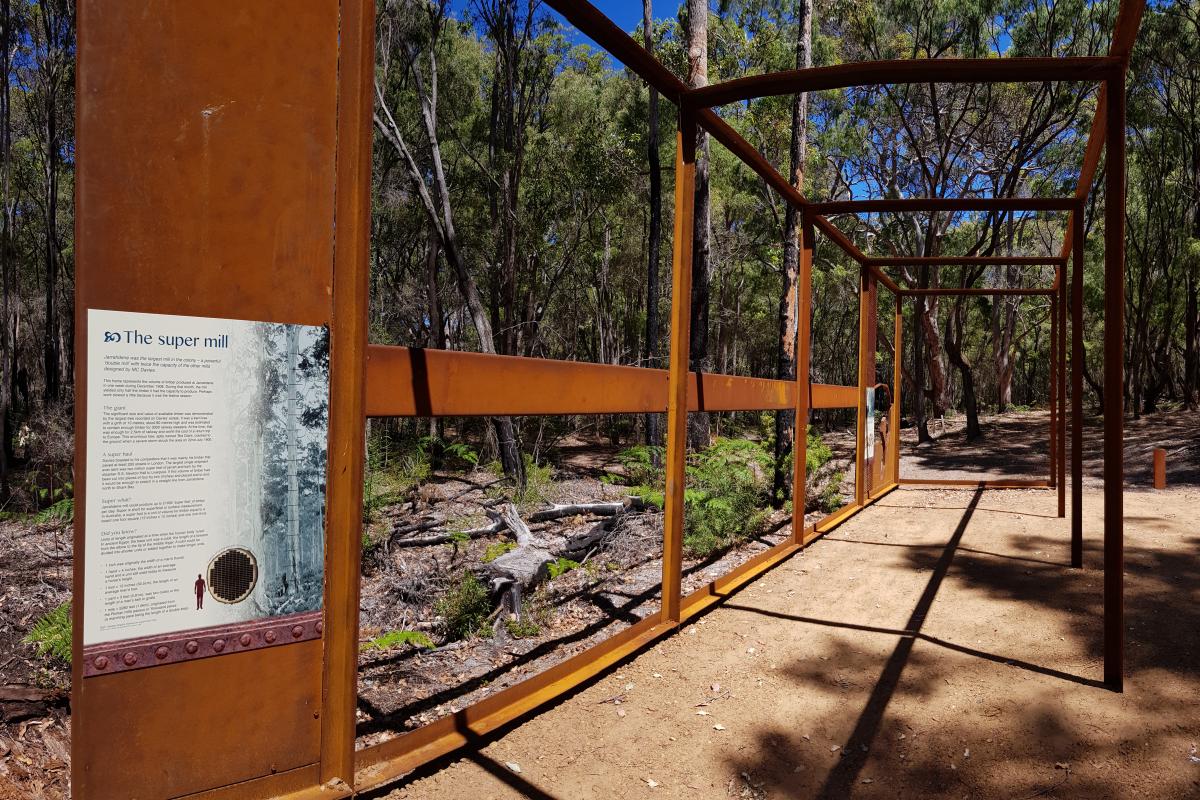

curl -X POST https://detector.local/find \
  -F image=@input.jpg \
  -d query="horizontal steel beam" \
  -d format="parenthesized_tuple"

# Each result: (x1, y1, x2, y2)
(364, 346, 859, 417)
(871, 256, 1066, 267)
(901, 288, 1054, 296)
(898, 478, 1052, 489)
(813, 197, 1079, 215)
(542, 0, 687, 102)
(689, 57, 1121, 109)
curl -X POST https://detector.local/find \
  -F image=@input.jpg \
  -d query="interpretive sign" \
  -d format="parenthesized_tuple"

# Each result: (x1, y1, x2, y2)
(83, 310, 329, 674)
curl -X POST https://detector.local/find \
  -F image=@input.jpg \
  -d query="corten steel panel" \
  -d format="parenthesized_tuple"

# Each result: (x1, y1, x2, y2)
(74, 1, 340, 797)
(80, 642, 323, 799)
(75, 3, 338, 325)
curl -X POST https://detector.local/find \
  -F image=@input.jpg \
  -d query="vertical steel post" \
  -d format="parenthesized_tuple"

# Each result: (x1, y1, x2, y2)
(321, 0, 374, 784)
(1050, 283, 1059, 491)
(854, 266, 876, 505)
(1058, 262, 1068, 517)
(791, 211, 814, 544)
(660, 112, 697, 623)
(891, 297, 902, 484)
(1103, 70, 1126, 691)
(1072, 216, 1085, 567)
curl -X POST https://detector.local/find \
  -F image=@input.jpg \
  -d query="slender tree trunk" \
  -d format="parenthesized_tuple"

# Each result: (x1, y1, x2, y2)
(0, 0, 11, 494)
(283, 326, 302, 593)
(41, 8, 59, 406)
(424, 228, 444, 446)
(772, 0, 812, 506)
(913, 268, 931, 442)
(1187, 150, 1200, 408)
(686, 0, 711, 451)
(1186, 269, 1198, 410)
(944, 295, 982, 440)
(642, 0, 663, 447)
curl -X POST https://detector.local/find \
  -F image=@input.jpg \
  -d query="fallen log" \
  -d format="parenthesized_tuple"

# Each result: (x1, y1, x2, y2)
(528, 501, 624, 521)
(528, 497, 644, 522)
(0, 684, 68, 723)
(389, 517, 441, 537)
(485, 504, 553, 590)
(389, 520, 506, 549)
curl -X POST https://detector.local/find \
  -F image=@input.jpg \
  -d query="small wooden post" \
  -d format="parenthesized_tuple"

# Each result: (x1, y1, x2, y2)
(1153, 448, 1166, 489)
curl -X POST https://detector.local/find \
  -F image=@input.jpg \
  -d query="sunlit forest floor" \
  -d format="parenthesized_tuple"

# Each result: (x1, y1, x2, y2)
(900, 408, 1200, 486)
(0, 410, 1196, 798)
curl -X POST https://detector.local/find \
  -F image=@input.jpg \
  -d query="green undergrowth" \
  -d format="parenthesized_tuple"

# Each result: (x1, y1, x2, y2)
(363, 430, 480, 521)
(486, 455, 555, 510)
(547, 557, 580, 579)
(24, 601, 71, 665)
(435, 571, 492, 641)
(360, 629, 435, 652)
(609, 426, 844, 557)
(482, 541, 516, 562)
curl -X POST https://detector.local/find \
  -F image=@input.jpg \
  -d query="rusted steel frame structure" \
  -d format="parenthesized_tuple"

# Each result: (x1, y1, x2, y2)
(351, 118, 894, 800)
(70, 0, 1140, 797)
(360, 0, 1138, 791)
(810, 194, 1076, 506)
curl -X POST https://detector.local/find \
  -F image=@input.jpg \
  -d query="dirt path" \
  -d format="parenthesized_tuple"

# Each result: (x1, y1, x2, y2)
(377, 486, 1200, 799)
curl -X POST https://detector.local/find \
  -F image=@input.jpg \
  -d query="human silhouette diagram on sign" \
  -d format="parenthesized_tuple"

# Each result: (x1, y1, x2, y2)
(194, 574, 206, 610)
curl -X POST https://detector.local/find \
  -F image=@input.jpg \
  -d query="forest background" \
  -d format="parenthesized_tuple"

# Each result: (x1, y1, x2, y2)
(0, 0, 1196, 511)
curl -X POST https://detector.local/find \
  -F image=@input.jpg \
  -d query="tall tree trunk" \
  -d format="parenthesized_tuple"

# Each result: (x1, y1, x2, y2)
(1186, 269, 1198, 410)
(284, 325, 301, 594)
(0, 0, 12, 494)
(913, 268, 931, 442)
(686, 0, 711, 451)
(772, 0, 812, 506)
(40, 4, 60, 406)
(424, 228, 444, 446)
(642, 0, 663, 447)
(944, 295, 983, 440)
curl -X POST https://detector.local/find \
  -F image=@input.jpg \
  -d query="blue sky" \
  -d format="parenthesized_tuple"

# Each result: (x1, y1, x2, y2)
(449, 1, 660, 51)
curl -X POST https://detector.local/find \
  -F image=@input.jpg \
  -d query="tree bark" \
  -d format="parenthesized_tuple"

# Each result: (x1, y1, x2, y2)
(772, 0, 812, 506)
(642, 0, 663, 447)
(424, 228, 444, 446)
(686, 0, 712, 451)
(913, 268, 931, 442)
(0, 0, 13, 494)
(944, 294, 983, 440)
